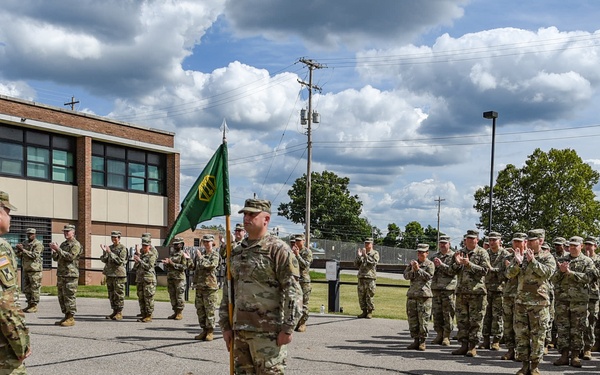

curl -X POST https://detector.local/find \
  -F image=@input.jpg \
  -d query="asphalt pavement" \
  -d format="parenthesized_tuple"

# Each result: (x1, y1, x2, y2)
(22, 295, 599, 375)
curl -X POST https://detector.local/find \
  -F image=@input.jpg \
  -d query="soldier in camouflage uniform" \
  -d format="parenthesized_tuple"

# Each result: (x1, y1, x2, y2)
(162, 237, 189, 321)
(0, 191, 31, 374)
(551, 235, 596, 368)
(49, 224, 81, 327)
(404, 243, 434, 351)
(219, 199, 302, 374)
(191, 234, 220, 341)
(548, 236, 567, 349)
(582, 236, 600, 360)
(99, 230, 128, 321)
(430, 235, 456, 346)
(354, 238, 380, 319)
(507, 229, 556, 375)
(481, 231, 509, 351)
(15, 228, 43, 313)
(133, 238, 157, 322)
(292, 233, 313, 333)
(450, 229, 490, 358)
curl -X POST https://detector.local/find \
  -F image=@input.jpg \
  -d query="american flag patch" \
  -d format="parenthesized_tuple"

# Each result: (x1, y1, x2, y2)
(0, 256, 9, 267)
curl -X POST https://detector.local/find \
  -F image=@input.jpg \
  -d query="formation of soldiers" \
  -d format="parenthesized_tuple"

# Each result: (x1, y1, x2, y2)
(405, 228, 600, 375)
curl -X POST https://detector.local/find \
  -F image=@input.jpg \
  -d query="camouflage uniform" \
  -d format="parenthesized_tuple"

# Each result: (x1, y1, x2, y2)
(15, 230, 43, 310)
(134, 243, 157, 320)
(164, 239, 189, 317)
(354, 240, 379, 316)
(0, 237, 30, 374)
(429, 238, 456, 343)
(191, 241, 220, 338)
(404, 244, 434, 348)
(293, 234, 313, 331)
(500, 248, 519, 356)
(99, 233, 128, 315)
(52, 228, 81, 317)
(218, 232, 302, 374)
(584, 242, 600, 356)
(482, 236, 509, 348)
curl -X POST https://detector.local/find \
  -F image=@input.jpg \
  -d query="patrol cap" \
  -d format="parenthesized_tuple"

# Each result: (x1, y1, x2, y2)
(483, 236, 489, 244)
(488, 231, 502, 240)
(238, 199, 271, 214)
(512, 232, 527, 242)
(26, 228, 36, 234)
(202, 234, 214, 242)
(234, 223, 245, 231)
(552, 237, 566, 245)
(0, 191, 17, 211)
(439, 235, 450, 243)
(289, 238, 296, 243)
(63, 224, 75, 231)
(110, 230, 121, 237)
(294, 233, 305, 241)
(142, 232, 151, 238)
(465, 229, 479, 239)
(416, 243, 429, 252)
(172, 237, 184, 244)
(568, 236, 583, 246)
(584, 236, 597, 245)
(364, 237, 373, 243)
(541, 243, 550, 250)
(141, 238, 151, 246)
(527, 229, 544, 240)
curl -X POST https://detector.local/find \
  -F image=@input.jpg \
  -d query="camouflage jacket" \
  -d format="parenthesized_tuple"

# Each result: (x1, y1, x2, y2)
(52, 238, 81, 278)
(100, 243, 128, 278)
(219, 234, 302, 334)
(501, 252, 519, 298)
(135, 250, 157, 284)
(190, 250, 220, 290)
(404, 258, 434, 298)
(451, 245, 490, 295)
(16, 238, 43, 273)
(354, 250, 379, 279)
(485, 247, 510, 292)
(587, 253, 600, 300)
(0, 238, 30, 359)
(164, 249, 189, 281)
(429, 250, 456, 291)
(506, 250, 556, 306)
(551, 253, 595, 303)
(295, 246, 313, 283)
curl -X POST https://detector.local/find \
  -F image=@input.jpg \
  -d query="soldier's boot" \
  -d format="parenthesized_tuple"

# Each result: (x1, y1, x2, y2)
(407, 338, 420, 350)
(479, 336, 490, 350)
(194, 329, 207, 340)
(136, 312, 144, 318)
(431, 330, 443, 345)
(26, 304, 38, 313)
(516, 361, 530, 375)
(553, 349, 569, 366)
(60, 313, 75, 327)
(295, 323, 307, 333)
(113, 311, 123, 321)
(143, 315, 153, 323)
(167, 311, 177, 319)
(204, 329, 214, 342)
(365, 310, 373, 319)
(106, 310, 117, 320)
(582, 345, 592, 360)
(530, 360, 541, 375)
(441, 331, 451, 346)
(417, 339, 426, 351)
(490, 337, 501, 351)
(501, 348, 515, 360)
(22, 303, 31, 313)
(570, 351, 582, 368)
(54, 314, 68, 325)
(591, 340, 600, 352)
(452, 342, 469, 355)
(174, 310, 183, 321)
(357, 310, 368, 319)
(465, 343, 477, 357)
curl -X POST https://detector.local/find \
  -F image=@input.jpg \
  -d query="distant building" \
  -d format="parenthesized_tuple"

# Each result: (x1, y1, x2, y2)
(0, 95, 180, 285)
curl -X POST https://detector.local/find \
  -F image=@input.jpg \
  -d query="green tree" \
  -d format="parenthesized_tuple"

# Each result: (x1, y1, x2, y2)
(398, 221, 424, 249)
(423, 225, 443, 249)
(474, 148, 600, 239)
(278, 170, 372, 241)
(382, 223, 402, 246)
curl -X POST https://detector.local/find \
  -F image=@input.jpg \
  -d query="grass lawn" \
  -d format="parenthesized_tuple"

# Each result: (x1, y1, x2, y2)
(41, 271, 410, 320)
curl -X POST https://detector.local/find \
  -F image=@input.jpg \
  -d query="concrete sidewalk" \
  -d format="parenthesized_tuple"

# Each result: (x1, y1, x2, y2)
(22, 295, 598, 374)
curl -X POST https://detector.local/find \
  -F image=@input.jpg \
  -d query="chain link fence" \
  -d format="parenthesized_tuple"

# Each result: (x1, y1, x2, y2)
(311, 239, 418, 265)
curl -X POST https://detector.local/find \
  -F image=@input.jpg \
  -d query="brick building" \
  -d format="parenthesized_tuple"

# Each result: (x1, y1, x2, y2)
(0, 95, 180, 285)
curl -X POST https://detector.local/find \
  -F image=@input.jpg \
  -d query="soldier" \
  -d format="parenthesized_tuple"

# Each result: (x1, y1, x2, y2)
(451, 229, 490, 357)
(354, 238, 380, 319)
(49, 224, 81, 327)
(233, 223, 246, 247)
(219, 198, 302, 373)
(0, 191, 31, 373)
(430, 235, 456, 346)
(583, 236, 600, 360)
(99, 230, 128, 320)
(133, 237, 157, 322)
(162, 237, 189, 320)
(481, 231, 509, 350)
(191, 234, 220, 341)
(551, 236, 595, 368)
(507, 229, 556, 375)
(15, 228, 43, 313)
(549, 236, 567, 349)
(551, 237, 567, 259)
(404, 243, 434, 351)
(292, 233, 313, 332)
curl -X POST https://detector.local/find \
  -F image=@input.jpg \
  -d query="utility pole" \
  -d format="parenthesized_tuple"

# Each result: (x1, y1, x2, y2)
(435, 196, 445, 249)
(64, 96, 79, 110)
(298, 58, 325, 247)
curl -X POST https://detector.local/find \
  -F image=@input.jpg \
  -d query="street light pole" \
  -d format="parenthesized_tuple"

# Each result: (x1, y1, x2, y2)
(483, 111, 498, 235)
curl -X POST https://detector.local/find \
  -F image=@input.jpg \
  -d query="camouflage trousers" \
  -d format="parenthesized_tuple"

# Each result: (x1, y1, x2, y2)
(455, 293, 487, 345)
(167, 278, 186, 312)
(555, 299, 588, 352)
(357, 278, 376, 312)
(22, 271, 42, 306)
(195, 288, 218, 329)
(596, 304, 600, 344)
(407, 297, 432, 340)
(57, 276, 78, 315)
(106, 276, 126, 311)
(585, 298, 599, 348)
(547, 289, 555, 343)
(298, 282, 312, 325)
(502, 295, 516, 349)
(432, 290, 455, 335)
(514, 303, 550, 361)
(233, 330, 287, 374)
(136, 280, 156, 316)
(0, 345, 26, 374)
(482, 291, 503, 339)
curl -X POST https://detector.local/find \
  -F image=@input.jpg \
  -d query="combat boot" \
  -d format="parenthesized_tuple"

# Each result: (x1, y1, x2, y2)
(295, 323, 306, 332)
(60, 313, 75, 327)
(174, 310, 183, 320)
(582, 345, 592, 360)
(570, 351, 582, 368)
(55, 314, 68, 325)
(26, 304, 38, 313)
(167, 311, 177, 319)
(530, 360, 541, 375)
(465, 342, 477, 357)
(553, 349, 569, 366)
(365, 310, 373, 319)
(357, 310, 368, 318)
(194, 329, 207, 340)
(136, 312, 144, 318)
(452, 342, 468, 355)
(490, 337, 501, 351)
(516, 361, 530, 375)
(479, 336, 490, 350)
(22, 303, 31, 313)
(431, 330, 443, 345)
(441, 331, 451, 346)
(417, 339, 426, 351)
(106, 310, 117, 320)
(204, 328, 214, 341)
(113, 311, 123, 320)
(501, 348, 515, 360)
(407, 338, 420, 350)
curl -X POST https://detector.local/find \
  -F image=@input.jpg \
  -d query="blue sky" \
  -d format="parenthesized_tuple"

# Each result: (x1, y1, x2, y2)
(2, 0, 600, 243)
